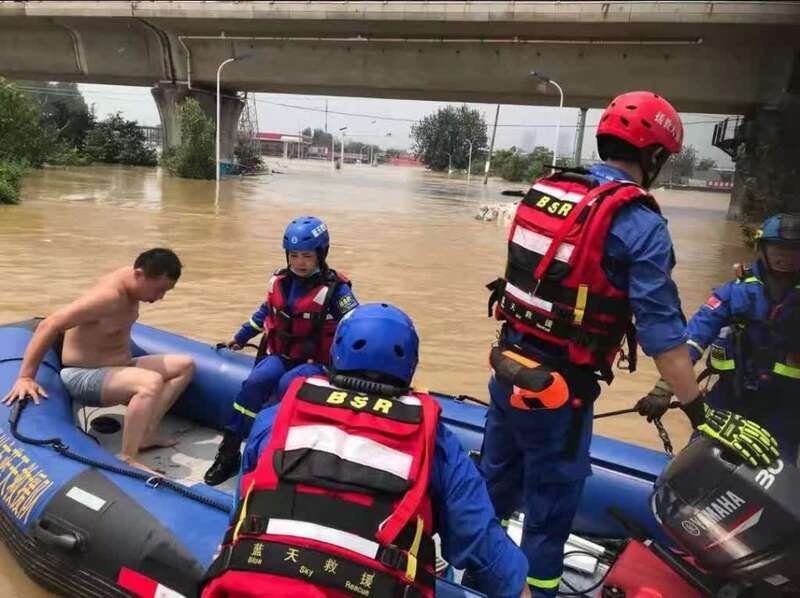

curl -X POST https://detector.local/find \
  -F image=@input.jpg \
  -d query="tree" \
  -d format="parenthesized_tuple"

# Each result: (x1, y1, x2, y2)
(160, 98, 215, 179)
(663, 145, 698, 181)
(310, 128, 333, 148)
(83, 113, 157, 166)
(0, 78, 52, 168)
(697, 157, 717, 171)
(0, 78, 54, 203)
(0, 161, 26, 205)
(489, 146, 555, 183)
(411, 104, 488, 171)
(21, 81, 94, 149)
(385, 148, 403, 159)
(234, 132, 263, 173)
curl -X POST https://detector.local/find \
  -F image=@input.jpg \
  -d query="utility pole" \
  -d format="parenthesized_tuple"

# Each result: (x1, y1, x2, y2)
(573, 108, 587, 167)
(483, 104, 500, 185)
(324, 99, 328, 132)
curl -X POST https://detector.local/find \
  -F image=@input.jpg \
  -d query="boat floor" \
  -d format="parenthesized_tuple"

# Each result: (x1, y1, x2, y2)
(74, 405, 610, 595)
(72, 403, 239, 494)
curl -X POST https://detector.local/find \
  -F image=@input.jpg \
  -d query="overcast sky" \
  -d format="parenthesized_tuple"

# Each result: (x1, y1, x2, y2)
(79, 83, 734, 167)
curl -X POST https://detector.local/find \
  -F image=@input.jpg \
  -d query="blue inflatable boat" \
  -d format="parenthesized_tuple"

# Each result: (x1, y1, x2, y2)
(0, 319, 670, 597)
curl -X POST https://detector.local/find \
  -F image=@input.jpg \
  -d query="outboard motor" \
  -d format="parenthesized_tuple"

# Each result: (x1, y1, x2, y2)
(653, 437, 800, 595)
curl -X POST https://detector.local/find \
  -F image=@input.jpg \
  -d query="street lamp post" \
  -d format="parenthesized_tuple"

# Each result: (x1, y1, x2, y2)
(369, 120, 377, 166)
(216, 57, 236, 183)
(530, 70, 564, 169)
(216, 54, 252, 183)
(466, 139, 473, 183)
(339, 126, 347, 169)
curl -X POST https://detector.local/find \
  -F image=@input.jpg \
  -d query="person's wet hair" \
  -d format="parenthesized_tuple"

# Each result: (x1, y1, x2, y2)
(134, 248, 182, 280)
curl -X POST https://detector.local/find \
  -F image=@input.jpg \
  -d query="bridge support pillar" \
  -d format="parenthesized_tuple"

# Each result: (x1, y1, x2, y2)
(151, 82, 244, 163)
(728, 95, 800, 221)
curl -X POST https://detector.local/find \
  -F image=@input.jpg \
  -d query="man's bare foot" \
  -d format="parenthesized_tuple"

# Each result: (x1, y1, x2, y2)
(139, 434, 179, 452)
(118, 454, 165, 476)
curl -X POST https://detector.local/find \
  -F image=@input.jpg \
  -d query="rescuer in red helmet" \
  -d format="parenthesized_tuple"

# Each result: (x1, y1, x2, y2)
(476, 91, 778, 596)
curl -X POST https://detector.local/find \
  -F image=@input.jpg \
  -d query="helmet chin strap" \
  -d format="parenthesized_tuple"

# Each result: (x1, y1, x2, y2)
(640, 146, 669, 190)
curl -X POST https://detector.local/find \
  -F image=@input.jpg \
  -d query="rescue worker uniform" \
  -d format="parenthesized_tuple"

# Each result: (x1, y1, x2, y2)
(226, 268, 358, 440)
(202, 375, 529, 598)
(685, 260, 800, 463)
(481, 162, 687, 595)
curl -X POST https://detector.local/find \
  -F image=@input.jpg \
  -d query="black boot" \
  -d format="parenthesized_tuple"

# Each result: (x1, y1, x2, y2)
(204, 431, 242, 486)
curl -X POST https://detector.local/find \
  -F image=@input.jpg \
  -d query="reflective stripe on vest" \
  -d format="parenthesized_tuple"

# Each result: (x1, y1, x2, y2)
(773, 362, 800, 379)
(511, 226, 575, 264)
(266, 518, 380, 560)
(532, 181, 585, 204)
(285, 425, 414, 481)
(505, 280, 554, 313)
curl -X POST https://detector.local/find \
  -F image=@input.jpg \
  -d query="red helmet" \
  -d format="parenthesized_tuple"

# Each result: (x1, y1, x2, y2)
(597, 91, 683, 154)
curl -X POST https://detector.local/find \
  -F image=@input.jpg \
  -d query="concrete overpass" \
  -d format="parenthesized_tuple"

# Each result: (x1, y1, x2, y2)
(1, 1, 798, 216)
(2, 1, 798, 112)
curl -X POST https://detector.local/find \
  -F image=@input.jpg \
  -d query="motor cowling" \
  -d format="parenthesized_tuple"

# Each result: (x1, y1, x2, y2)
(653, 437, 800, 594)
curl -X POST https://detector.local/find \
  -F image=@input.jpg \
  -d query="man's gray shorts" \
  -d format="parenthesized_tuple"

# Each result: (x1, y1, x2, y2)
(60, 367, 110, 406)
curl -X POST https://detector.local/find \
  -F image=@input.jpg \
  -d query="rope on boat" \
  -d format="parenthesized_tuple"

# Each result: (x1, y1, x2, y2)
(8, 397, 230, 513)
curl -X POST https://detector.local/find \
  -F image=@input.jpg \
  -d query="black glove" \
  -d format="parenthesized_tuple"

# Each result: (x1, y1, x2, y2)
(635, 378, 673, 422)
(682, 395, 780, 468)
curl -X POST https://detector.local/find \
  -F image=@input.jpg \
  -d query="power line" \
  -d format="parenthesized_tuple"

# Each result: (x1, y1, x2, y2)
(15, 84, 724, 130)
(252, 95, 721, 129)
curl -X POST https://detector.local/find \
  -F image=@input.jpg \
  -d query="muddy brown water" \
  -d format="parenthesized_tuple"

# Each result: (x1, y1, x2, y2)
(0, 161, 747, 596)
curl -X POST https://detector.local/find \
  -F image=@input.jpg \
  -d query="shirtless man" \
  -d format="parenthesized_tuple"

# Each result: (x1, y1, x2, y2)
(2, 248, 195, 474)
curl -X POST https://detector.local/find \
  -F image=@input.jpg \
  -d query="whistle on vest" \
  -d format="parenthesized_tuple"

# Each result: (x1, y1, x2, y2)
(490, 346, 570, 411)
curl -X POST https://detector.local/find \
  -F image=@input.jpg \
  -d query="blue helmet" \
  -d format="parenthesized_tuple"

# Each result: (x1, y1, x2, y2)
(758, 214, 800, 246)
(283, 216, 330, 256)
(330, 303, 419, 386)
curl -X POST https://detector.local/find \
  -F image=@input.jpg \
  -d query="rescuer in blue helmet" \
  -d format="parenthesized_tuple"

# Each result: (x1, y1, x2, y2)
(204, 216, 358, 486)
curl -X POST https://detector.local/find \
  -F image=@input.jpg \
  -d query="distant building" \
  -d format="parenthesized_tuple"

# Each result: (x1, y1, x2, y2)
(307, 145, 331, 160)
(254, 132, 312, 158)
(388, 154, 423, 167)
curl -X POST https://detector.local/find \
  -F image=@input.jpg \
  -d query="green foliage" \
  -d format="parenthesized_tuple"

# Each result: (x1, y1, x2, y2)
(697, 157, 717, 171)
(344, 140, 380, 160)
(0, 161, 28, 205)
(0, 78, 53, 168)
(662, 145, 698, 181)
(309, 127, 333, 147)
(46, 144, 93, 166)
(490, 146, 555, 182)
(411, 105, 488, 171)
(83, 113, 157, 166)
(234, 132, 264, 173)
(21, 81, 95, 149)
(161, 98, 215, 179)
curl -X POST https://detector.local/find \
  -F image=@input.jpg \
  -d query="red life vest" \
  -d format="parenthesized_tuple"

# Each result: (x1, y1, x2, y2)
(202, 375, 441, 598)
(489, 170, 660, 379)
(265, 269, 350, 365)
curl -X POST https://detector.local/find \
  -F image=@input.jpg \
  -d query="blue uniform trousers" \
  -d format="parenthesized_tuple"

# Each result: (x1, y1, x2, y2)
(480, 372, 598, 597)
(224, 355, 324, 439)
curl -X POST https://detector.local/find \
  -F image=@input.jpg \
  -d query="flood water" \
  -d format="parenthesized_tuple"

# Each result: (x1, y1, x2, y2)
(0, 161, 747, 596)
